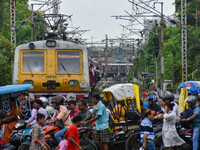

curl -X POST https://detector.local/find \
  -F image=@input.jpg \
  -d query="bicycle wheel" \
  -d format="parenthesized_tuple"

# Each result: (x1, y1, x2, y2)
(80, 137, 97, 150)
(125, 132, 140, 150)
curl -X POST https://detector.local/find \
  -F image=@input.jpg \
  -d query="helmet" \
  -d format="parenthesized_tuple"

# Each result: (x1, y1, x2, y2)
(51, 95, 64, 105)
(162, 91, 174, 102)
(39, 97, 48, 103)
(148, 95, 158, 104)
(185, 95, 196, 106)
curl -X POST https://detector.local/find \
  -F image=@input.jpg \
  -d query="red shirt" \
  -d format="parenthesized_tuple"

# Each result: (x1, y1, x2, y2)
(69, 107, 80, 118)
(143, 92, 147, 97)
(66, 125, 79, 150)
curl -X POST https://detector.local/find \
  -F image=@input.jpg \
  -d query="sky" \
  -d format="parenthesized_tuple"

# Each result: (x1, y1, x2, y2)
(30, 0, 175, 41)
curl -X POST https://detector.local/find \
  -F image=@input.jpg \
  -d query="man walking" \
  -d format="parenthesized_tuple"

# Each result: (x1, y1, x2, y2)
(140, 110, 155, 150)
(83, 95, 110, 150)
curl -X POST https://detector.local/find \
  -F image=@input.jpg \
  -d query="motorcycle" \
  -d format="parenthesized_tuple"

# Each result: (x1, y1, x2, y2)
(176, 123, 193, 149)
(19, 122, 62, 150)
(8, 120, 31, 150)
(154, 122, 194, 150)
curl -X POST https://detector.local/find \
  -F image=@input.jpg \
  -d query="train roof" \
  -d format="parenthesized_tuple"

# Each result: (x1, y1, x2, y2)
(15, 40, 87, 51)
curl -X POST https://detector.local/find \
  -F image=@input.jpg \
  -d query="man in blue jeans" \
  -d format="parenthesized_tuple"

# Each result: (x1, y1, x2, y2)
(140, 110, 155, 150)
(46, 95, 72, 142)
(182, 95, 200, 150)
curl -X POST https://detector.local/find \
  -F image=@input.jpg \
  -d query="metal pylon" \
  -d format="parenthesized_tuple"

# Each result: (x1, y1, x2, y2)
(10, 0, 16, 48)
(181, 0, 187, 82)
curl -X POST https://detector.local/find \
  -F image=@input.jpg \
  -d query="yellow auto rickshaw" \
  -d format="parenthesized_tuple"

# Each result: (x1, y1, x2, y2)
(177, 81, 200, 113)
(102, 83, 141, 150)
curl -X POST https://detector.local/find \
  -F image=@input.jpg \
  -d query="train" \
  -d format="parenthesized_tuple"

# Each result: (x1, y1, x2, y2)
(13, 39, 90, 99)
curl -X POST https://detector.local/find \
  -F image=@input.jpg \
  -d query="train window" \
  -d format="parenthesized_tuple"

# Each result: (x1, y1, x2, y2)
(57, 51, 81, 73)
(23, 52, 44, 72)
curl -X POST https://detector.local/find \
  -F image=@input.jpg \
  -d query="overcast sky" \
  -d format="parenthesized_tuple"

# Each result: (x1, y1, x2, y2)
(31, 0, 175, 41)
(59, 0, 175, 41)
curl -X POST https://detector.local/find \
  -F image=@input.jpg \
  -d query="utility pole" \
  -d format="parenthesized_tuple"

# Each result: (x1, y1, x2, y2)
(181, 0, 187, 82)
(155, 2, 164, 91)
(160, 2, 164, 91)
(10, 0, 16, 48)
(105, 35, 108, 77)
(31, 4, 34, 41)
(155, 20, 158, 90)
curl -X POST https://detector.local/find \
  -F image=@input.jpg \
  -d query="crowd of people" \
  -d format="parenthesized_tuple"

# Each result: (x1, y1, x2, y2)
(140, 92, 200, 150)
(1, 90, 200, 150)
(0, 94, 111, 150)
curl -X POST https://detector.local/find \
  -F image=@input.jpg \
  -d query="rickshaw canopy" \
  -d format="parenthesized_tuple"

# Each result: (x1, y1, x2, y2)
(176, 81, 200, 94)
(102, 83, 141, 112)
(177, 81, 200, 113)
(0, 84, 33, 95)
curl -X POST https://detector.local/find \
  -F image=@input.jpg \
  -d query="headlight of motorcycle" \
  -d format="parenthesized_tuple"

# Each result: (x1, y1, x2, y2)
(15, 122, 20, 129)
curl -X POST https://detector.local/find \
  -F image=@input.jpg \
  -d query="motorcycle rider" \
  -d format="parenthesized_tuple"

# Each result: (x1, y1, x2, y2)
(26, 99, 48, 127)
(77, 99, 92, 128)
(40, 97, 54, 117)
(181, 95, 200, 150)
(162, 91, 181, 120)
(46, 95, 72, 143)
(144, 95, 161, 114)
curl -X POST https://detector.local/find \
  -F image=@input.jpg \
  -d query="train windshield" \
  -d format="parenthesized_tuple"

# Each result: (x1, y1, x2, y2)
(57, 51, 80, 73)
(23, 51, 44, 72)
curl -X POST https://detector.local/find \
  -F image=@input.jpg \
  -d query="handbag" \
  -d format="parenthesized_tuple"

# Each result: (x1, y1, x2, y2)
(54, 114, 70, 129)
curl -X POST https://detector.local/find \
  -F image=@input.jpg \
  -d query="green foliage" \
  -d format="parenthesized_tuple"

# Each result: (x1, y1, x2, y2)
(0, 0, 45, 85)
(131, 0, 200, 89)
(0, 34, 12, 85)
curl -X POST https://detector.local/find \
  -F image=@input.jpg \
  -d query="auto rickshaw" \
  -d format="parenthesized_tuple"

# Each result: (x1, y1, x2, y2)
(0, 84, 33, 149)
(177, 81, 200, 113)
(102, 83, 141, 150)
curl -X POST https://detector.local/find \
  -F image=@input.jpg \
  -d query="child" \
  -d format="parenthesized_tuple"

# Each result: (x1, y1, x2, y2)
(56, 138, 68, 150)
(30, 113, 50, 150)
(66, 115, 82, 150)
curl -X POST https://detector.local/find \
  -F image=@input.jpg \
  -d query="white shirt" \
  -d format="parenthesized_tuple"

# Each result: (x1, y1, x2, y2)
(173, 102, 181, 120)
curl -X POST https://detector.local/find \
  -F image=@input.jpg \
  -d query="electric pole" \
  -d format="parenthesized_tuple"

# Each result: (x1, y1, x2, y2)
(31, 4, 34, 41)
(154, 1, 164, 91)
(105, 35, 108, 77)
(181, 0, 187, 82)
(155, 20, 159, 90)
(160, 2, 164, 91)
(10, 0, 16, 48)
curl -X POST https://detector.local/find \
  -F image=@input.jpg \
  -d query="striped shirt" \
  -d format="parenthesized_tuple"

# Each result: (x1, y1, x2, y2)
(140, 118, 154, 140)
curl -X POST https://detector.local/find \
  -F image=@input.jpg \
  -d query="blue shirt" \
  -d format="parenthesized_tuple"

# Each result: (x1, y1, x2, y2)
(193, 105, 200, 128)
(140, 118, 154, 140)
(144, 101, 150, 108)
(95, 103, 109, 130)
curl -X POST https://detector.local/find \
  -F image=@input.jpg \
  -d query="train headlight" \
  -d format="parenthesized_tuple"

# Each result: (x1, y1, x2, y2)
(68, 80, 79, 86)
(46, 40, 56, 47)
(29, 43, 35, 49)
(23, 80, 34, 85)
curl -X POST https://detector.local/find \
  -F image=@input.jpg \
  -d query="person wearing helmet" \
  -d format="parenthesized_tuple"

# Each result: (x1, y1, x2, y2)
(146, 95, 161, 114)
(182, 95, 200, 150)
(40, 97, 54, 117)
(162, 91, 180, 120)
(46, 95, 72, 143)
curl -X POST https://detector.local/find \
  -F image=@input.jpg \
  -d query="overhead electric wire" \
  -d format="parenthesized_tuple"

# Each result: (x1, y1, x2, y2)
(16, 0, 62, 30)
